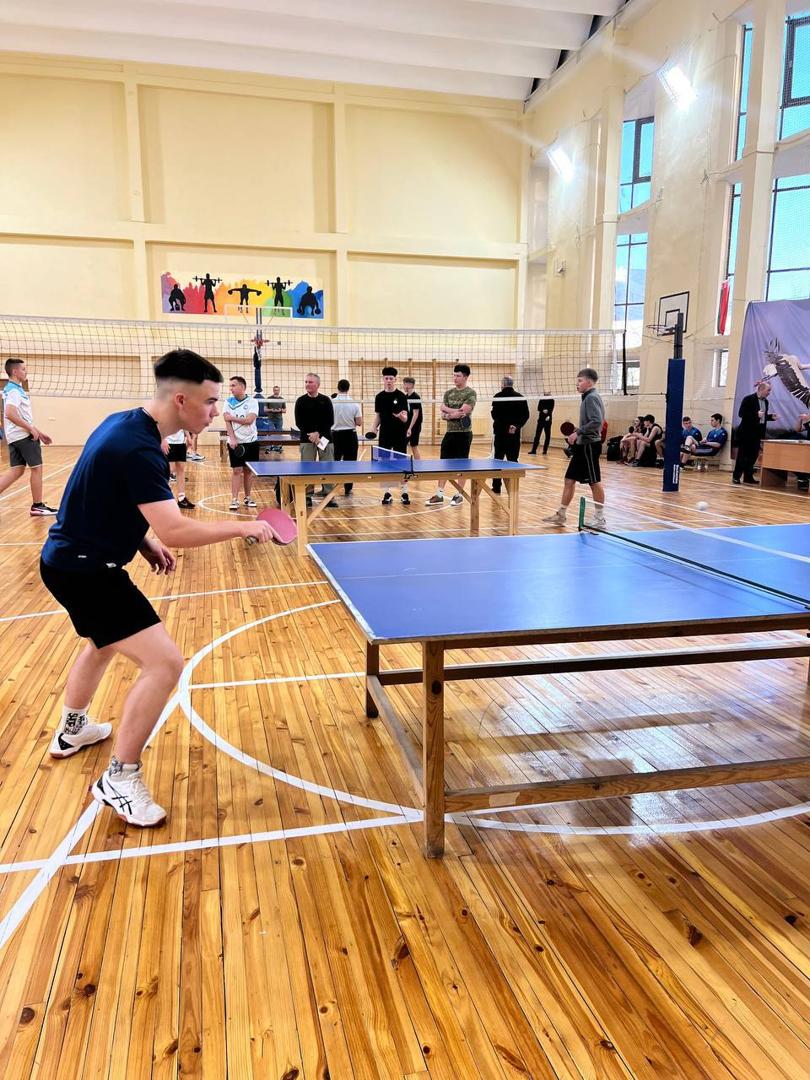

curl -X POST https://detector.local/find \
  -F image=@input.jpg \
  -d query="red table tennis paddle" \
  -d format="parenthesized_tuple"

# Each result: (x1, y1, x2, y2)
(245, 507, 298, 546)
(560, 420, 576, 458)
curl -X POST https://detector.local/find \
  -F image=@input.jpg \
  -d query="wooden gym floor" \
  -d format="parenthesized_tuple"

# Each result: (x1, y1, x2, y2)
(0, 441, 809, 1079)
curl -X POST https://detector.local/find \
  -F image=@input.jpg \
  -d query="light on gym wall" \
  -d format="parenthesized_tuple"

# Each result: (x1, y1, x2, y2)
(658, 64, 696, 110)
(547, 146, 574, 182)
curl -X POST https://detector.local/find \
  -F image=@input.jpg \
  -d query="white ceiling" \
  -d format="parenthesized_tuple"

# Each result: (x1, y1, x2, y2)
(0, 0, 627, 101)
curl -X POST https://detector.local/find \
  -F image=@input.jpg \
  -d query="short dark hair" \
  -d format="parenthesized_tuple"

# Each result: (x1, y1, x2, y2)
(644, 413, 656, 423)
(577, 367, 599, 382)
(382, 366, 398, 377)
(337, 378, 350, 392)
(453, 363, 471, 376)
(4, 357, 24, 378)
(154, 349, 222, 384)
(682, 416, 691, 423)
(403, 376, 415, 386)
(711, 412, 723, 422)
(229, 375, 247, 388)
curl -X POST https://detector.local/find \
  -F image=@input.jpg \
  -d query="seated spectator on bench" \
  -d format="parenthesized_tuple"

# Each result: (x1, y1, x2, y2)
(620, 416, 644, 462)
(682, 413, 728, 465)
(679, 415, 702, 456)
(630, 414, 663, 467)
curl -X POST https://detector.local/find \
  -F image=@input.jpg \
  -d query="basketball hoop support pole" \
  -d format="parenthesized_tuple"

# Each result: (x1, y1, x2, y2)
(662, 313, 685, 494)
(252, 308, 264, 398)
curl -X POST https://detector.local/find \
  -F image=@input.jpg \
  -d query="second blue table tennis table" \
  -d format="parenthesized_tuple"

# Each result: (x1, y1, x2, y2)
(311, 524, 810, 856)
(250, 452, 539, 554)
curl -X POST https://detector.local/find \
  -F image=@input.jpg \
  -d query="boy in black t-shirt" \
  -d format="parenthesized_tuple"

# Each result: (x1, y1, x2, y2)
(371, 366, 411, 505)
(403, 376, 423, 460)
(40, 349, 274, 828)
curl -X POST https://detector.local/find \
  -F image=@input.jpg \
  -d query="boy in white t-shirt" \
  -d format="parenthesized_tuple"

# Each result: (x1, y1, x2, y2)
(0, 357, 58, 515)
(222, 375, 259, 511)
(161, 429, 195, 509)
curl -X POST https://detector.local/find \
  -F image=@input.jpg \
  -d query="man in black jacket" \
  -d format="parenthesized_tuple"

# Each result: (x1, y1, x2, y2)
(491, 376, 530, 493)
(733, 381, 778, 485)
(528, 395, 554, 454)
(294, 372, 336, 507)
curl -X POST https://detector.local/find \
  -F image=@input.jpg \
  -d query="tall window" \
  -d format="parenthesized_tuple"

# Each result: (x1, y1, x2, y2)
(735, 23, 753, 159)
(619, 118, 654, 213)
(766, 174, 810, 299)
(719, 182, 742, 334)
(779, 12, 810, 139)
(614, 233, 648, 349)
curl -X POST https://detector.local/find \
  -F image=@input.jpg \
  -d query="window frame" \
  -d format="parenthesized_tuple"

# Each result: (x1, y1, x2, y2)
(619, 116, 654, 212)
(734, 23, 753, 160)
(614, 231, 648, 349)
(765, 173, 810, 300)
(779, 13, 810, 139)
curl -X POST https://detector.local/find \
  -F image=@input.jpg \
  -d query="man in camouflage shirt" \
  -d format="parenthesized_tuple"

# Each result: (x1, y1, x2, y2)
(426, 363, 477, 506)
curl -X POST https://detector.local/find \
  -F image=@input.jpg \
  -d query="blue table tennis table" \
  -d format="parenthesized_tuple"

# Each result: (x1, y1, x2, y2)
(249, 453, 538, 554)
(310, 523, 810, 856)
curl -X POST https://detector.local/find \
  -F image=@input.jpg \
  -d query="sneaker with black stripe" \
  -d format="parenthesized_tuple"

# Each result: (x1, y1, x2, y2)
(49, 717, 112, 758)
(30, 502, 58, 516)
(91, 763, 167, 827)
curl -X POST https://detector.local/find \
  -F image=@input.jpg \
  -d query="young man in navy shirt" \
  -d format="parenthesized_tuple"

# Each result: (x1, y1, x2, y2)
(40, 349, 273, 827)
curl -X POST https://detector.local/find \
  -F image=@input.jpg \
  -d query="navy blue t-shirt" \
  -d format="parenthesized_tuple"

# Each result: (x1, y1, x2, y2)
(42, 408, 174, 571)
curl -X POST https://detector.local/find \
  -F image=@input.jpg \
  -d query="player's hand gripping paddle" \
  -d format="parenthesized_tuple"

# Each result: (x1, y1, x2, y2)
(245, 507, 297, 546)
(560, 420, 576, 458)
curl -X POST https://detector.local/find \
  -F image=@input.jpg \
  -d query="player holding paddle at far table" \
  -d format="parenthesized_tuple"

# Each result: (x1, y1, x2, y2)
(544, 367, 606, 529)
(40, 349, 274, 829)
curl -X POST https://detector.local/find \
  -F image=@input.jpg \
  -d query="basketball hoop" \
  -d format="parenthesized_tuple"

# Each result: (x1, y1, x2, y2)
(646, 323, 676, 337)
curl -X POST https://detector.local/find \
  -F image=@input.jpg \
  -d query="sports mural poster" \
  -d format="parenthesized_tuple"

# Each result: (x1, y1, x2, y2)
(733, 297, 810, 438)
(161, 272, 324, 319)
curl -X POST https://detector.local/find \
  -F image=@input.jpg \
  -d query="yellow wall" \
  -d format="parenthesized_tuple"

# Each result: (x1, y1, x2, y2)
(0, 56, 525, 441)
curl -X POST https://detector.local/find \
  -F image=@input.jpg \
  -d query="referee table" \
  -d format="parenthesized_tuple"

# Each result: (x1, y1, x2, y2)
(311, 522, 810, 857)
(250, 448, 539, 555)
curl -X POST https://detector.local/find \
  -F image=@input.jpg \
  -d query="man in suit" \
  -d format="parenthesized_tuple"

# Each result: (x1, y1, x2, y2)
(733, 381, 778, 485)
(490, 376, 530, 493)
(528, 395, 554, 455)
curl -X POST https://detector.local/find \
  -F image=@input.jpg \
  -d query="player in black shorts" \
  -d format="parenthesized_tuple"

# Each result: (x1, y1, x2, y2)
(544, 368, 606, 528)
(40, 350, 273, 827)
(371, 365, 411, 505)
(403, 376, 423, 460)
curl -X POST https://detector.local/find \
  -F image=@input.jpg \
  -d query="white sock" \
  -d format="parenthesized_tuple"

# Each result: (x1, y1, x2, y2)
(558, 505, 567, 515)
(60, 704, 88, 734)
(594, 503, 605, 515)
(178, 491, 185, 500)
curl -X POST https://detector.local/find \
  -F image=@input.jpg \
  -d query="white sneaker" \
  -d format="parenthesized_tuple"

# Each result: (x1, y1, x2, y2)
(543, 510, 567, 525)
(50, 718, 112, 758)
(244, 497, 257, 508)
(92, 764, 167, 827)
(229, 499, 239, 511)
(592, 514, 607, 529)
(449, 494, 464, 506)
(425, 493, 444, 505)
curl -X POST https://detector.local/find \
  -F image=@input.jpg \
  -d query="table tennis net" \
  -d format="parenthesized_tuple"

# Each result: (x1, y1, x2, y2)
(371, 445, 413, 466)
(576, 496, 810, 609)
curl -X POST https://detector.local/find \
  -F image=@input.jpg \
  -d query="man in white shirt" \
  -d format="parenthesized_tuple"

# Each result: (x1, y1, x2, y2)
(0, 357, 58, 515)
(331, 378, 362, 495)
(222, 375, 259, 511)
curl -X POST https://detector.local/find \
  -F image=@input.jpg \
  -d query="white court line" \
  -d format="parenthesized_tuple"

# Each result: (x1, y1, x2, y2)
(0, 815, 409, 875)
(0, 460, 76, 504)
(0, 579, 328, 624)
(176, 599, 420, 821)
(191, 670, 362, 690)
(0, 687, 181, 951)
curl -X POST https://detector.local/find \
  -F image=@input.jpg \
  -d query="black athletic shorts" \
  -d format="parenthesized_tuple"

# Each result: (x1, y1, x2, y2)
(40, 558, 161, 649)
(379, 429, 408, 455)
(440, 431, 473, 460)
(407, 427, 421, 448)
(228, 440, 261, 469)
(166, 443, 187, 463)
(8, 436, 43, 469)
(564, 440, 602, 485)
